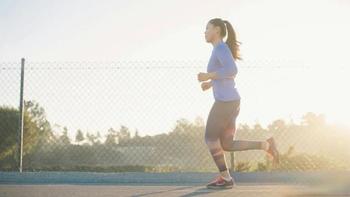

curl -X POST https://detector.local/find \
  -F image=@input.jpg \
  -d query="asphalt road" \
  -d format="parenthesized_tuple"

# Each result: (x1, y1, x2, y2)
(1, 171, 350, 196)
(0, 184, 308, 197)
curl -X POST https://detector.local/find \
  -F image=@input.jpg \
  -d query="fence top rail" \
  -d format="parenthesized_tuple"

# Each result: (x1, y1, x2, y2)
(0, 59, 347, 70)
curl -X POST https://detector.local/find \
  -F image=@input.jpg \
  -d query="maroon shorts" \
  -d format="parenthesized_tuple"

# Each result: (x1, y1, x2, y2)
(205, 99, 240, 143)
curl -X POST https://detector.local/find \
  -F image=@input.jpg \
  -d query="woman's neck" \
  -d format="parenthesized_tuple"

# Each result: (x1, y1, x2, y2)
(212, 38, 223, 48)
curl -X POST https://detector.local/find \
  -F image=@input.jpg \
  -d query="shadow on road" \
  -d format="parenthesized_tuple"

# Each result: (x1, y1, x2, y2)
(131, 186, 220, 197)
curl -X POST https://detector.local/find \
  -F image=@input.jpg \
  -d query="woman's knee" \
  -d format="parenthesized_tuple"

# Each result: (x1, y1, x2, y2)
(220, 141, 229, 151)
(220, 138, 233, 151)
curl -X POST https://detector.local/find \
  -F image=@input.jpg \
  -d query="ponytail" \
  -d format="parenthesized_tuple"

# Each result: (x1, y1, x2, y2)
(223, 20, 242, 60)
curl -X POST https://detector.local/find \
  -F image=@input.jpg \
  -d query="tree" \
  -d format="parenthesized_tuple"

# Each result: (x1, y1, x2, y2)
(95, 131, 102, 144)
(117, 125, 131, 145)
(59, 127, 70, 145)
(75, 129, 84, 143)
(0, 100, 55, 169)
(134, 129, 140, 138)
(302, 112, 325, 127)
(0, 105, 20, 168)
(268, 119, 286, 132)
(105, 128, 117, 145)
(86, 132, 98, 145)
(253, 123, 264, 132)
(24, 100, 53, 141)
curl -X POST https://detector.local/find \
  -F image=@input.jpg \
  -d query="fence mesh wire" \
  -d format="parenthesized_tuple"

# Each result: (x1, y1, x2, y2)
(1, 59, 349, 174)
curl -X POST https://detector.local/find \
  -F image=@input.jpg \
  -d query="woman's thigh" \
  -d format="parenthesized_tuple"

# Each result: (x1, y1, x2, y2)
(205, 100, 240, 142)
(220, 99, 240, 142)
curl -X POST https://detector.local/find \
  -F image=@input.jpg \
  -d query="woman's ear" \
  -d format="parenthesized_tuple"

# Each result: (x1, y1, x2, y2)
(214, 26, 220, 35)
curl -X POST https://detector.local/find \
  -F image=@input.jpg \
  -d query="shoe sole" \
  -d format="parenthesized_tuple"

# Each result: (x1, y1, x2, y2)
(206, 185, 233, 189)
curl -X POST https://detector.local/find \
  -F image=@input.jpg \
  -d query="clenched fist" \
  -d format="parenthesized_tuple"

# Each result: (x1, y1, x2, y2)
(201, 81, 212, 91)
(197, 72, 211, 82)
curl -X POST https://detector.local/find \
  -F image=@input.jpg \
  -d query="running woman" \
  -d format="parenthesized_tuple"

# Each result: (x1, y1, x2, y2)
(197, 18, 280, 190)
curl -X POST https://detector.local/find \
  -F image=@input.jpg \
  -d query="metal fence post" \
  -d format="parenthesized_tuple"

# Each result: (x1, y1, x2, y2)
(17, 58, 25, 172)
(230, 152, 235, 172)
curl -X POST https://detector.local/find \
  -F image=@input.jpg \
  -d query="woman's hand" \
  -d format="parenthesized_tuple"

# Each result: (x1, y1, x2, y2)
(201, 81, 212, 91)
(197, 72, 212, 82)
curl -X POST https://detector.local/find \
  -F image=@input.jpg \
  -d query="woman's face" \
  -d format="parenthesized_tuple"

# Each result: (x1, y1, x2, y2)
(204, 22, 219, 43)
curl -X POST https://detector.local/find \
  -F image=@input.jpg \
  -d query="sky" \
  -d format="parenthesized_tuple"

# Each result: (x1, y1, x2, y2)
(1, 0, 350, 139)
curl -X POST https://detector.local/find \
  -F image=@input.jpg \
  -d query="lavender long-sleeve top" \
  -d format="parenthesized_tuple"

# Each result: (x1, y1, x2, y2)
(207, 40, 241, 102)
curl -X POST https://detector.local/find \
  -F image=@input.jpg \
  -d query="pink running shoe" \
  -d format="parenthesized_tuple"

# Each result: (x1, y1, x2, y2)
(206, 175, 235, 189)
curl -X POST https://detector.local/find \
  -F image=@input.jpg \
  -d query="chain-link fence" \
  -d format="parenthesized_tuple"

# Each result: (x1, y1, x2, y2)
(1, 59, 349, 174)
